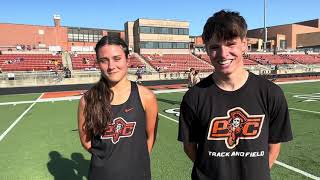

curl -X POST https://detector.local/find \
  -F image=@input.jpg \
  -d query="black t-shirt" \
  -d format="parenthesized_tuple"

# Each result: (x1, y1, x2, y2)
(178, 72, 293, 180)
(89, 82, 150, 180)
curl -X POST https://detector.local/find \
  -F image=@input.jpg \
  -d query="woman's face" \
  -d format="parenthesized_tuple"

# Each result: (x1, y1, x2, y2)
(97, 44, 129, 84)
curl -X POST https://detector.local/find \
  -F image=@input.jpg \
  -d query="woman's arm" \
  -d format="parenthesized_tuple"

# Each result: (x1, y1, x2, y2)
(139, 86, 159, 154)
(78, 96, 92, 152)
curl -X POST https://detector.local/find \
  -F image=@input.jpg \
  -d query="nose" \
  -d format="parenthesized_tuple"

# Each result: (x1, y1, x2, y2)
(108, 60, 116, 70)
(219, 45, 229, 59)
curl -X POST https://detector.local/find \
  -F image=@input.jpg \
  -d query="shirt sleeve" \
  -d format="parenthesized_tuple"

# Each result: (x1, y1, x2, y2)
(178, 97, 200, 143)
(268, 85, 293, 144)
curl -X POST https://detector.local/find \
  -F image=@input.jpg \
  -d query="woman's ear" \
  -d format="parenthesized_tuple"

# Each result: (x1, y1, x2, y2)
(126, 55, 130, 66)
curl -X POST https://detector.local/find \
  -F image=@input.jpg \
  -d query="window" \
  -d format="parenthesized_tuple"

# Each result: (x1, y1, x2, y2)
(172, 28, 179, 35)
(140, 41, 188, 49)
(159, 27, 169, 34)
(138, 26, 189, 35)
(68, 28, 102, 42)
(280, 40, 287, 49)
(178, 28, 184, 35)
(140, 27, 150, 33)
(160, 42, 172, 49)
(184, 29, 189, 35)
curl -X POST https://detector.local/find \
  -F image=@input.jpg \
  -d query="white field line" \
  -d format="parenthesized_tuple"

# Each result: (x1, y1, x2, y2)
(158, 112, 320, 180)
(285, 92, 303, 95)
(275, 161, 320, 180)
(0, 93, 44, 142)
(0, 95, 82, 106)
(275, 79, 320, 85)
(0, 89, 188, 106)
(159, 113, 178, 123)
(289, 108, 320, 114)
(1, 78, 319, 106)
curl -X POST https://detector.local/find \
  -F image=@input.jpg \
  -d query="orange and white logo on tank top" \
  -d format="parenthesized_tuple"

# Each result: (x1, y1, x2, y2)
(101, 117, 136, 144)
(207, 107, 265, 149)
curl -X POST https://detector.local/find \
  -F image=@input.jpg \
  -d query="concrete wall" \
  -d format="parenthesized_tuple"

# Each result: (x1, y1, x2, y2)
(247, 22, 320, 49)
(0, 23, 68, 50)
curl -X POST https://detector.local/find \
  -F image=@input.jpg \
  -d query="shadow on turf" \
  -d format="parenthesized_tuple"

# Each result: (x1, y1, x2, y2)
(157, 97, 181, 105)
(47, 151, 90, 180)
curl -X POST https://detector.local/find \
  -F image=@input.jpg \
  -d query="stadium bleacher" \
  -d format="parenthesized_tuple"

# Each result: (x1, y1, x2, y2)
(0, 54, 62, 71)
(0, 51, 319, 75)
(248, 54, 296, 65)
(71, 54, 98, 70)
(142, 54, 214, 72)
(71, 53, 145, 70)
(284, 54, 320, 64)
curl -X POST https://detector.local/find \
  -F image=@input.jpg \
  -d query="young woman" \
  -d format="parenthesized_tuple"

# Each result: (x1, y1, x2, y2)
(78, 36, 158, 180)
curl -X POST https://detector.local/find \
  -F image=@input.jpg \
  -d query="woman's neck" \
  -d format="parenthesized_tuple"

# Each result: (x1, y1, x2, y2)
(110, 78, 130, 92)
(109, 78, 131, 105)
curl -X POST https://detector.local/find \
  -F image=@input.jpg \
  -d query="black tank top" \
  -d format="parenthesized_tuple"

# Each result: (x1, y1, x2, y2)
(89, 82, 150, 180)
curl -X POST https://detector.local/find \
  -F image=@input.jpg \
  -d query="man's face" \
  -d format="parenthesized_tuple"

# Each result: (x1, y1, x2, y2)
(206, 37, 247, 76)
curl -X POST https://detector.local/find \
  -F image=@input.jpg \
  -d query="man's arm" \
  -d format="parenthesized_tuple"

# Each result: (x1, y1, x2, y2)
(268, 143, 281, 169)
(183, 142, 197, 163)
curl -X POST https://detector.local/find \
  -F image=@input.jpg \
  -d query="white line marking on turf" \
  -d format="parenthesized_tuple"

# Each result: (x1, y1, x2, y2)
(0, 89, 188, 106)
(275, 161, 320, 180)
(285, 92, 302, 95)
(159, 112, 320, 180)
(276, 79, 320, 84)
(0, 96, 82, 106)
(154, 89, 188, 94)
(289, 108, 320, 114)
(0, 93, 44, 142)
(159, 113, 178, 123)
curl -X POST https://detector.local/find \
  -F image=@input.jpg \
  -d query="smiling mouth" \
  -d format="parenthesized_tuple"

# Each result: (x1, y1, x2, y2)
(106, 71, 118, 74)
(218, 59, 233, 65)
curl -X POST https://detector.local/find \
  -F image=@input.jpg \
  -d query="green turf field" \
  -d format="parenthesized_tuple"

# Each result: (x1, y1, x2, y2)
(0, 81, 319, 180)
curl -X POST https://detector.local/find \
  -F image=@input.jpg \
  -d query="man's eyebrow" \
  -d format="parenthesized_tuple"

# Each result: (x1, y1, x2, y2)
(97, 57, 108, 61)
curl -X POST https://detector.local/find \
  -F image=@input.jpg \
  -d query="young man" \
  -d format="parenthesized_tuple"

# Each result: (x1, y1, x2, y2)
(178, 10, 292, 180)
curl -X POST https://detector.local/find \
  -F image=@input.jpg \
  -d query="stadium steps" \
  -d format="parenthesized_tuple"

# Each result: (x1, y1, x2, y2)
(281, 56, 311, 69)
(62, 52, 73, 71)
(132, 53, 157, 72)
(190, 53, 213, 67)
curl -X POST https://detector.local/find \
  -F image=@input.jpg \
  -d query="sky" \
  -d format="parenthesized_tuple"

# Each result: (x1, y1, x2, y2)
(0, 0, 319, 36)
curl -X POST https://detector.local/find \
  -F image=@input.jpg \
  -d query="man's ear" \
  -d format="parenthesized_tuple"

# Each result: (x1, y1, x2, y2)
(242, 38, 248, 52)
(205, 44, 210, 55)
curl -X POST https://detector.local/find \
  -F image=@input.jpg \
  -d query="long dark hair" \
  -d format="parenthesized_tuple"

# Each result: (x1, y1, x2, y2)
(83, 35, 129, 138)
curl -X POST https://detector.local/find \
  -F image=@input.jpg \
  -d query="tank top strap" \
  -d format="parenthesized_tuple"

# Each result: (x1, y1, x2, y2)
(127, 81, 144, 110)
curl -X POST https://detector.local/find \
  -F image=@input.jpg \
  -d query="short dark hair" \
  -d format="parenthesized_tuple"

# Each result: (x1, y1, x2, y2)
(202, 10, 247, 45)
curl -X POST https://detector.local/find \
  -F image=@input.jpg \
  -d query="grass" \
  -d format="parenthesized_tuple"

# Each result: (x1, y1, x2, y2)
(0, 81, 319, 179)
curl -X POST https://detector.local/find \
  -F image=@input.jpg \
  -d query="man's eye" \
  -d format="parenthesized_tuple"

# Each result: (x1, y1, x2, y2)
(227, 42, 237, 46)
(209, 46, 219, 50)
(98, 59, 108, 63)
(114, 57, 121, 61)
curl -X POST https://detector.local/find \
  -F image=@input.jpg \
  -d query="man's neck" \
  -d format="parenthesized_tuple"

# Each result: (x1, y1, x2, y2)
(213, 69, 249, 91)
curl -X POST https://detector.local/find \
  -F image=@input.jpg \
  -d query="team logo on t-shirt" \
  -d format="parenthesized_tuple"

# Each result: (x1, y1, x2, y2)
(207, 107, 265, 149)
(101, 117, 136, 144)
